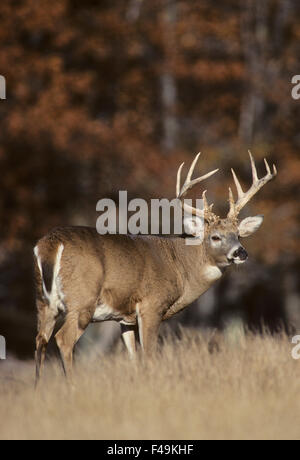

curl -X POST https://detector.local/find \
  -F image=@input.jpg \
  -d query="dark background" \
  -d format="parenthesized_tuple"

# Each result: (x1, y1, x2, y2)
(0, 0, 299, 359)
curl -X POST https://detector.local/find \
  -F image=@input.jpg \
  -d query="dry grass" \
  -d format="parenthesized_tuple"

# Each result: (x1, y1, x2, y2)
(0, 330, 300, 440)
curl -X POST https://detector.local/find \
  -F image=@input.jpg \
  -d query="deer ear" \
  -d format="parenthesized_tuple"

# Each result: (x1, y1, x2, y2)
(183, 215, 204, 237)
(238, 215, 264, 237)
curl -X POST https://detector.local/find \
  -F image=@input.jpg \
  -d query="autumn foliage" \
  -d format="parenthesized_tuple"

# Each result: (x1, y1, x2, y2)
(0, 0, 299, 356)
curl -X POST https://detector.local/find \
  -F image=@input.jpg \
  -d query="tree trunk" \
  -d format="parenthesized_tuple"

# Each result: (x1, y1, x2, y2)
(160, 0, 178, 152)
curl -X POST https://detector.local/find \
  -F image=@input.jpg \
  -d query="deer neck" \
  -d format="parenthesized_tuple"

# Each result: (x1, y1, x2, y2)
(172, 237, 223, 302)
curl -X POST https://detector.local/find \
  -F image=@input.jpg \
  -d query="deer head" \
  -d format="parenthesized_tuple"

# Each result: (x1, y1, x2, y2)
(177, 151, 277, 268)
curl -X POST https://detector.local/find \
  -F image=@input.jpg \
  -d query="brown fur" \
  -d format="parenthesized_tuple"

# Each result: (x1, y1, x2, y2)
(34, 225, 223, 381)
(33, 219, 252, 383)
(34, 151, 276, 384)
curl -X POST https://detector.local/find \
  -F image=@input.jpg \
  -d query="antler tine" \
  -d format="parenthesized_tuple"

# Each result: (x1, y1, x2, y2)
(264, 158, 277, 177)
(228, 152, 277, 219)
(202, 190, 209, 213)
(203, 190, 216, 214)
(264, 158, 271, 175)
(176, 153, 219, 219)
(180, 168, 219, 197)
(186, 152, 201, 183)
(248, 150, 258, 182)
(177, 153, 219, 198)
(176, 153, 219, 199)
(176, 162, 184, 198)
(231, 168, 244, 200)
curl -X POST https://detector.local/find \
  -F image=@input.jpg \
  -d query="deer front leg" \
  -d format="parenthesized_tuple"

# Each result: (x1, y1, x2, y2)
(136, 304, 162, 355)
(120, 323, 137, 359)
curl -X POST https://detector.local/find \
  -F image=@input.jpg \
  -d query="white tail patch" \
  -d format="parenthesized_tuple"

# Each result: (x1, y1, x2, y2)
(51, 244, 65, 313)
(34, 246, 51, 302)
(34, 244, 65, 314)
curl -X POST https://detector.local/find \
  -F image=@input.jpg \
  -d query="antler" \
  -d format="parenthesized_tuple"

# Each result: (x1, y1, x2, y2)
(176, 152, 219, 218)
(228, 151, 277, 219)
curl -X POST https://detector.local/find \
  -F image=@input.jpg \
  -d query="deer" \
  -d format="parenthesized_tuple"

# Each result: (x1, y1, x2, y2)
(34, 151, 277, 384)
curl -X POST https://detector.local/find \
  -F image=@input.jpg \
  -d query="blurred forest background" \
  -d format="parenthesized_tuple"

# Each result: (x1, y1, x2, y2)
(0, 0, 299, 359)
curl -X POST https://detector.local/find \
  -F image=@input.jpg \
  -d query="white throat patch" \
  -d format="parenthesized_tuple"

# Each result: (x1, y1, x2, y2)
(203, 265, 222, 282)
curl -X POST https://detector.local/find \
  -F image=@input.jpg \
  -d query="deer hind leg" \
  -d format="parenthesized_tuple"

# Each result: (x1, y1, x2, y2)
(121, 323, 138, 359)
(55, 307, 92, 382)
(136, 304, 162, 356)
(35, 300, 57, 387)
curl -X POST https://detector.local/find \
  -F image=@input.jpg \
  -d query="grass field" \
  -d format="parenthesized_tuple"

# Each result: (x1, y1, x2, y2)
(0, 329, 299, 440)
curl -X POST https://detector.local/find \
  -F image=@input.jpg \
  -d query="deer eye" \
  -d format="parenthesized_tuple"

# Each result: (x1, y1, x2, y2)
(211, 235, 221, 242)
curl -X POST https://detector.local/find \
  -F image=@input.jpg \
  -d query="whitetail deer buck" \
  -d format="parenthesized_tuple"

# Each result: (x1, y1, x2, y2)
(34, 151, 276, 384)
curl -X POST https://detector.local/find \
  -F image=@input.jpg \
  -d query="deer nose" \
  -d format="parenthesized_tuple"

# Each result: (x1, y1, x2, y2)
(233, 247, 248, 260)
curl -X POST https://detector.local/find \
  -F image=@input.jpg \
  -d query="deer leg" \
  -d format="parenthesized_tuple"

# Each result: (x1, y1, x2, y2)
(35, 301, 57, 387)
(55, 308, 92, 382)
(136, 304, 162, 355)
(121, 323, 137, 359)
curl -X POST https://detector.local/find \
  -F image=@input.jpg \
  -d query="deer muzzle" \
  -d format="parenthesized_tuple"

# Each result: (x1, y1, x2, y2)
(227, 245, 248, 264)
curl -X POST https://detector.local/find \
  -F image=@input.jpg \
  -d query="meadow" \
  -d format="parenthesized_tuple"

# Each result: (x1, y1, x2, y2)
(0, 330, 299, 440)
